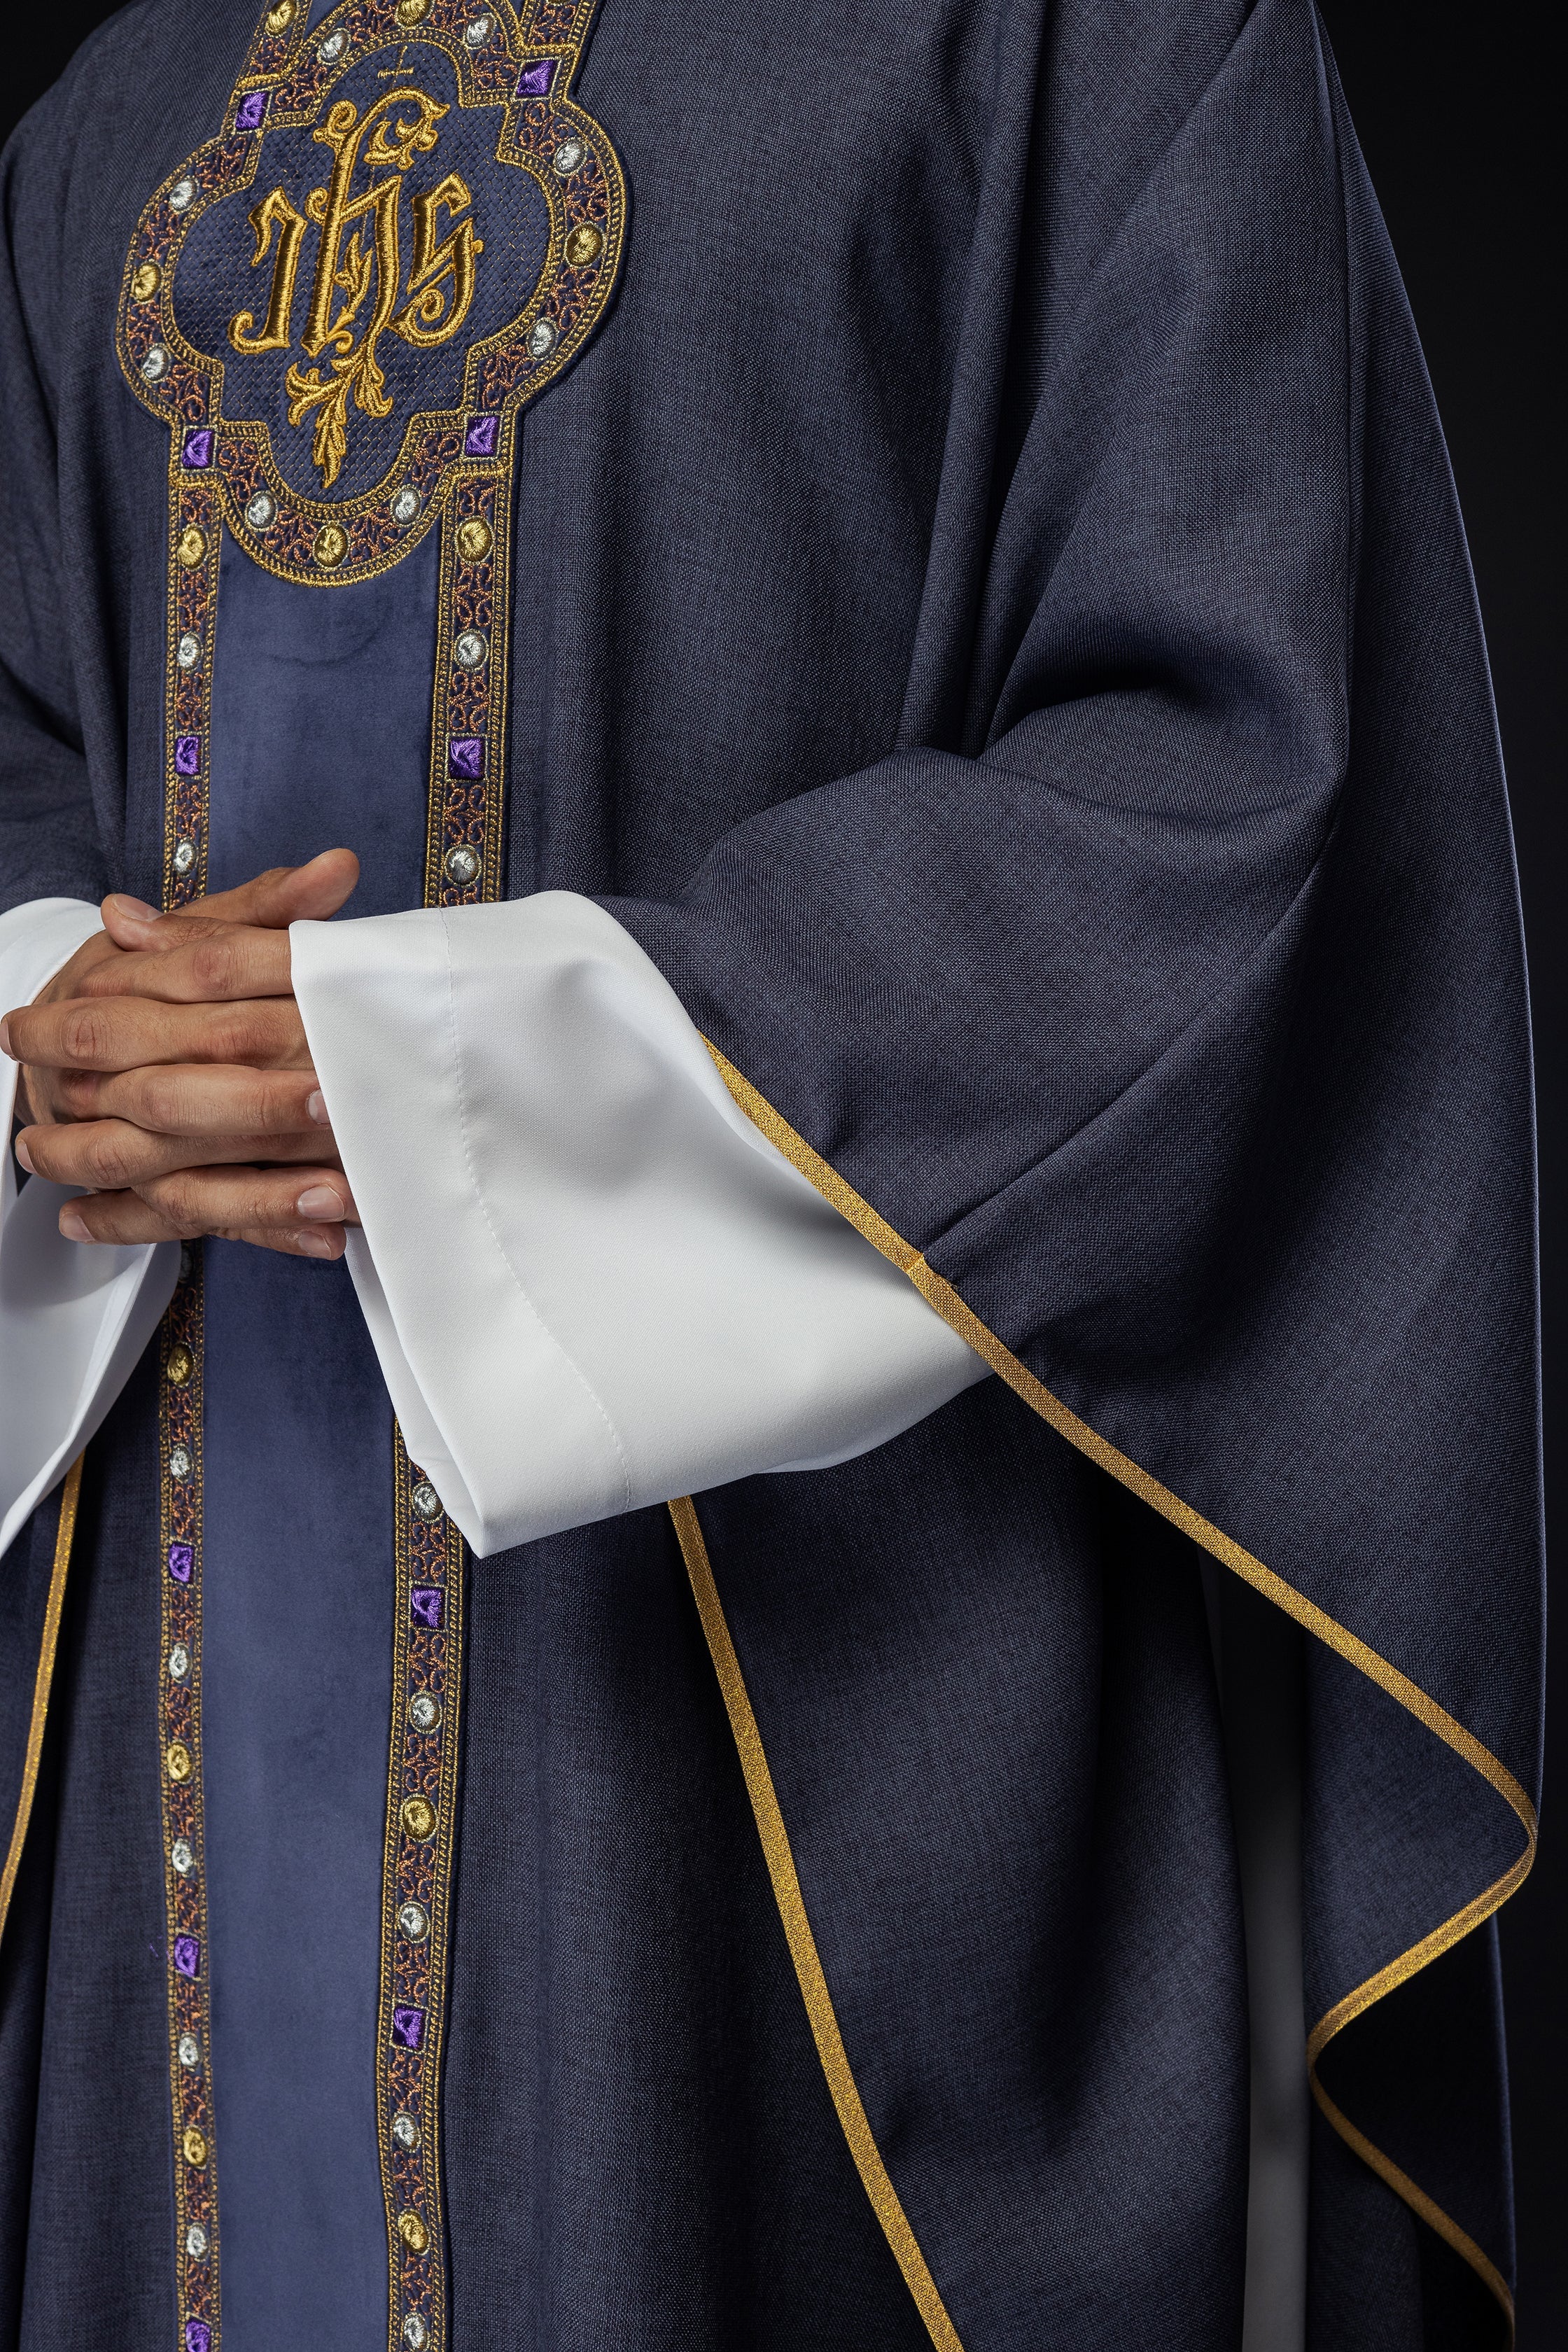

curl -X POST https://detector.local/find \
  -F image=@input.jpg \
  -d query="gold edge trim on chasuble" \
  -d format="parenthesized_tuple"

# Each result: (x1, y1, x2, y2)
(700, 1041, 1535, 2334)
(0, 1455, 83, 1949)
(666, 1497, 967, 2352)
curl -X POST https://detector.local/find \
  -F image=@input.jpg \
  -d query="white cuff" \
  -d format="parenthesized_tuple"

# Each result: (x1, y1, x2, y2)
(0, 899, 178, 1561)
(292, 893, 986, 1556)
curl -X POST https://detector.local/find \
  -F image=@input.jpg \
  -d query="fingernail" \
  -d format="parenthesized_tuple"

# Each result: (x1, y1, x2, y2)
(296, 1184, 343, 1219)
(295, 1228, 335, 1257)
(0, 1017, 11, 1058)
(59, 1209, 91, 1242)
(307, 1090, 332, 1126)
(106, 893, 158, 921)
(14, 1135, 34, 1174)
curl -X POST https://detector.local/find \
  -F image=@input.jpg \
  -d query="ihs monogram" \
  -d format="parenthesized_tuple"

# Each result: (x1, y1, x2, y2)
(231, 88, 483, 486)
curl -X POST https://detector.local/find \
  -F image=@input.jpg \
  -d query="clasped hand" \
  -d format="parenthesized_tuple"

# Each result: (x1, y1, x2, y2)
(1, 849, 362, 1261)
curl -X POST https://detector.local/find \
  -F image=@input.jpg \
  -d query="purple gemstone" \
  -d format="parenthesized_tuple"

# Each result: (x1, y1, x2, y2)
(392, 2005, 426, 2050)
(186, 2324, 212, 2352)
(410, 1587, 444, 1630)
(174, 1934, 201, 1979)
(516, 58, 557, 97)
(168, 1541, 195, 1583)
(174, 735, 202, 777)
(234, 90, 269, 132)
(463, 412, 499, 458)
(448, 737, 484, 783)
(181, 428, 214, 470)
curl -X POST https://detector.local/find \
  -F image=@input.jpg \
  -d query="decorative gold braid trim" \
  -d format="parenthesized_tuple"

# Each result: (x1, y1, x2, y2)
(701, 1040, 1534, 2327)
(377, 1436, 465, 2352)
(0, 1454, 83, 1949)
(667, 1495, 965, 2352)
(1312, 2078, 1516, 2330)
(159, 1250, 220, 2351)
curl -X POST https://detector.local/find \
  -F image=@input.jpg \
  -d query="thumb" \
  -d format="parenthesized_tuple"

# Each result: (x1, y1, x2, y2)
(104, 848, 360, 943)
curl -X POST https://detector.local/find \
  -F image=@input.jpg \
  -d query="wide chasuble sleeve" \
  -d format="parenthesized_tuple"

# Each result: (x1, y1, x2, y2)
(0, 1, 1542, 2351)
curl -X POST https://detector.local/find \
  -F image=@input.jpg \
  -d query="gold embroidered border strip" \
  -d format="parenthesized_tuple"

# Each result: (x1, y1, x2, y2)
(0, 1455, 83, 1950)
(701, 1040, 1534, 2333)
(377, 1435, 466, 2352)
(158, 1252, 220, 2348)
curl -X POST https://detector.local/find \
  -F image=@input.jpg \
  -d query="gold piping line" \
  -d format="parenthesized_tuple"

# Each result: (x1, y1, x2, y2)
(1311, 2076, 1515, 2323)
(0, 1453, 84, 1949)
(668, 1494, 965, 2352)
(704, 1041, 1534, 2327)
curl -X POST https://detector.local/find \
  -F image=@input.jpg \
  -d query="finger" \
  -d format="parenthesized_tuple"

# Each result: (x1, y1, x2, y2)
(60, 1189, 349, 1261)
(101, 847, 359, 942)
(132, 1163, 358, 1233)
(79, 923, 294, 1004)
(18, 1119, 337, 1191)
(3, 995, 307, 1075)
(52, 1063, 329, 1138)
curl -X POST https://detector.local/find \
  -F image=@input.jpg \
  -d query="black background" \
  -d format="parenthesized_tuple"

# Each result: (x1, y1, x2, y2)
(4, 1, 1563, 2340)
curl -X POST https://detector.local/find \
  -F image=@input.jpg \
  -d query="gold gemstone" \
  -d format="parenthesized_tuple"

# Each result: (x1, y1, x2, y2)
(167, 1742, 193, 1784)
(176, 526, 207, 569)
(564, 225, 603, 267)
(265, 0, 297, 28)
(455, 517, 492, 563)
(400, 1794, 436, 1840)
(183, 2125, 209, 2166)
(313, 522, 349, 569)
(166, 1343, 194, 1387)
(132, 262, 161, 302)
(398, 2210, 430, 2254)
(396, 0, 430, 20)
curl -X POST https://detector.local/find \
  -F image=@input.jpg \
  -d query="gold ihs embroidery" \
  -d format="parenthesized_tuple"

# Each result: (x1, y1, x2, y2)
(227, 89, 484, 487)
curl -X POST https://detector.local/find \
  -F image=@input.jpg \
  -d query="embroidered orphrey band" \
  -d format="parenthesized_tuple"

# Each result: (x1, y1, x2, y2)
(377, 1438, 466, 2350)
(159, 1251, 218, 2352)
(120, 1, 625, 2338)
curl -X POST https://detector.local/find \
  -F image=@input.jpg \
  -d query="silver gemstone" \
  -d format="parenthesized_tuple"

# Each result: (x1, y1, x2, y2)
(453, 629, 487, 670)
(391, 485, 421, 525)
(463, 13, 493, 44)
(169, 1443, 193, 1480)
(402, 2314, 430, 2350)
(186, 2221, 209, 2259)
(318, 29, 346, 62)
(245, 490, 276, 531)
(443, 844, 482, 887)
(178, 2031, 202, 2070)
(409, 1690, 442, 1733)
(169, 1643, 190, 1681)
(410, 1480, 442, 1520)
(398, 1901, 430, 1942)
(552, 136, 584, 174)
(172, 837, 198, 876)
(176, 632, 201, 669)
(391, 2110, 421, 2153)
(141, 345, 169, 383)
(528, 316, 556, 358)
(172, 1838, 195, 1876)
(169, 176, 197, 214)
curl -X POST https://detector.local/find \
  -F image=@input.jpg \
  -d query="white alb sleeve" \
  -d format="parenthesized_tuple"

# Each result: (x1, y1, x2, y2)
(0, 899, 179, 1562)
(291, 892, 988, 1557)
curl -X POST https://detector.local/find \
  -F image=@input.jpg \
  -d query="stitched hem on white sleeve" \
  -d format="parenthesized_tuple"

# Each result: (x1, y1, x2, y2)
(0, 900, 178, 1561)
(292, 893, 986, 1557)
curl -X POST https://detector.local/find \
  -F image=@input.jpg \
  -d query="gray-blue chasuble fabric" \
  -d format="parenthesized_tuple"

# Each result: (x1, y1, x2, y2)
(0, 0, 1542, 2348)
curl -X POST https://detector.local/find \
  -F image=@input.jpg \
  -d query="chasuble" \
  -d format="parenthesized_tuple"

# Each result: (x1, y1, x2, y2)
(0, 0, 1543, 2347)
